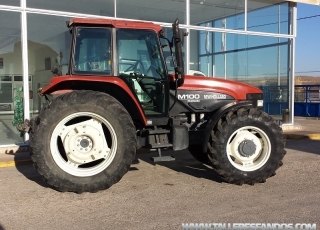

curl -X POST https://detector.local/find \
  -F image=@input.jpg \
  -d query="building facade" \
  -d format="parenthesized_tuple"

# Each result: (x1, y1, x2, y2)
(0, 0, 297, 146)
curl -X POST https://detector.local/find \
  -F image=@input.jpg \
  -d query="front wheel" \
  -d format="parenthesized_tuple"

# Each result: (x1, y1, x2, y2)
(207, 108, 286, 185)
(30, 91, 136, 193)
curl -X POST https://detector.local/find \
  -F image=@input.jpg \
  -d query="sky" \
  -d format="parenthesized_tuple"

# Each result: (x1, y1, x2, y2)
(295, 3, 320, 76)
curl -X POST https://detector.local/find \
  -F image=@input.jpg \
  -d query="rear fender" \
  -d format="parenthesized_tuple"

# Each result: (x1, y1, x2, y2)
(40, 76, 147, 126)
(202, 101, 253, 153)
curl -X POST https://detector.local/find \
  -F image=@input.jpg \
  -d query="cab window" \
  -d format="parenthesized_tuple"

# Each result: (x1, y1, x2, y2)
(73, 27, 112, 75)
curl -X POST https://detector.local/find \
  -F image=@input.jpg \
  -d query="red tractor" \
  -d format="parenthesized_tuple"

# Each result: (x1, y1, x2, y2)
(26, 18, 285, 193)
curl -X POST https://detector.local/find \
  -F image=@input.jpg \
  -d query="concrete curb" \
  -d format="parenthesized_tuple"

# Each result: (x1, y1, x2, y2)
(0, 159, 32, 168)
(283, 133, 320, 140)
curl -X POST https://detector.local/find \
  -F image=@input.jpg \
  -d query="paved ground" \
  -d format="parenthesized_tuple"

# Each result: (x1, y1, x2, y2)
(0, 138, 319, 230)
(282, 117, 320, 139)
(0, 117, 319, 229)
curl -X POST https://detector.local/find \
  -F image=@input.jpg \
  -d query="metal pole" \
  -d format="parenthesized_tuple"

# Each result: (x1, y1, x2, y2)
(277, 5, 281, 86)
(21, 0, 30, 142)
(290, 3, 297, 124)
(186, 0, 190, 75)
(222, 19, 227, 79)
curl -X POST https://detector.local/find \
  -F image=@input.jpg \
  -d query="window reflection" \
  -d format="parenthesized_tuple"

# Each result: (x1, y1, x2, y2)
(0, 11, 23, 144)
(73, 28, 112, 75)
(27, 0, 114, 17)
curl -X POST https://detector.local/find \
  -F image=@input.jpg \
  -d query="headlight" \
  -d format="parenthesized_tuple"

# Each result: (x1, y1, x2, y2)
(257, 100, 264, 107)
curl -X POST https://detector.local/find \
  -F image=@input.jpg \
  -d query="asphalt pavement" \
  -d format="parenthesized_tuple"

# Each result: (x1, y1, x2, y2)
(0, 137, 319, 230)
(0, 117, 319, 229)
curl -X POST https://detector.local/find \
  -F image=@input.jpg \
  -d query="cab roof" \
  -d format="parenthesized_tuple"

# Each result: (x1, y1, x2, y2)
(68, 18, 163, 32)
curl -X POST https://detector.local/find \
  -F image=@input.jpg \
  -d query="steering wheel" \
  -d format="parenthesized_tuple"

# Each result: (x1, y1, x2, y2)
(123, 59, 145, 74)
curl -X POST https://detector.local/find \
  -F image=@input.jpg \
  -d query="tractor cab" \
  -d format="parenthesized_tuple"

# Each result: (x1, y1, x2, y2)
(68, 18, 185, 121)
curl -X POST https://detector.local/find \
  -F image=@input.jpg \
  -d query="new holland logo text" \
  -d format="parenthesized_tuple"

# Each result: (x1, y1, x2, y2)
(204, 94, 227, 99)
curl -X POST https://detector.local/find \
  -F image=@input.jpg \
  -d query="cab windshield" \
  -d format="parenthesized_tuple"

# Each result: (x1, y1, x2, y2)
(117, 29, 165, 80)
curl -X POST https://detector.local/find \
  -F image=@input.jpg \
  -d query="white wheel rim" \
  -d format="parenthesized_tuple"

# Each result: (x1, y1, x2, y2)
(226, 126, 271, 172)
(50, 112, 117, 177)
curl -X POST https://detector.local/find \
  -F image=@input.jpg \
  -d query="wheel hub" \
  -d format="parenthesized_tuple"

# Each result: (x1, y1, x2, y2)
(238, 140, 256, 157)
(59, 120, 111, 165)
(76, 136, 93, 152)
(80, 139, 89, 148)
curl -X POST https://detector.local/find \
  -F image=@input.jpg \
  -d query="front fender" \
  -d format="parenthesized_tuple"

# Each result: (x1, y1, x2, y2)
(40, 75, 147, 126)
(202, 101, 253, 153)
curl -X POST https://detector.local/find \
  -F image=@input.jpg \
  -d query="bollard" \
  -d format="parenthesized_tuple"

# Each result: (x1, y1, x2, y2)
(282, 109, 289, 124)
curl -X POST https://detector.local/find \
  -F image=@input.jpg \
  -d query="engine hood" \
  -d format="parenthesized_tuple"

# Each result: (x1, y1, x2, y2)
(179, 75, 262, 100)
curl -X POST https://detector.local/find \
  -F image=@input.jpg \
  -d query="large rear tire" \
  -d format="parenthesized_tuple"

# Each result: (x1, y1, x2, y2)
(207, 108, 286, 185)
(30, 90, 136, 193)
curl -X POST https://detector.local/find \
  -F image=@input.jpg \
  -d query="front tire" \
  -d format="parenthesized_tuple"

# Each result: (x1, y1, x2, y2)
(207, 108, 286, 185)
(30, 90, 136, 193)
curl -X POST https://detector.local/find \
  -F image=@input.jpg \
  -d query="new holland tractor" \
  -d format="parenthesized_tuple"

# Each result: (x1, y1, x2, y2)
(23, 18, 285, 193)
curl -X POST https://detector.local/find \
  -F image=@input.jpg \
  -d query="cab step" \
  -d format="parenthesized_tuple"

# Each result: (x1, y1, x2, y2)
(149, 143, 172, 149)
(147, 129, 170, 135)
(151, 155, 175, 162)
(147, 126, 175, 162)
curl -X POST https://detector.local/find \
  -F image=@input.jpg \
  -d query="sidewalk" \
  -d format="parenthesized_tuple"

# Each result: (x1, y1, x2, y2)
(0, 145, 31, 167)
(0, 117, 319, 166)
(282, 117, 320, 140)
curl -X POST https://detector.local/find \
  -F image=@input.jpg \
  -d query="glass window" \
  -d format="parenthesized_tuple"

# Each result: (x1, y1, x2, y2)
(0, 0, 19, 6)
(27, 0, 114, 17)
(191, 0, 245, 30)
(117, 29, 165, 79)
(191, 27, 290, 116)
(193, 29, 290, 86)
(0, 81, 12, 103)
(247, 1, 290, 34)
(117, 28, 167, 114)
(27, 13, 72, 118)
(117, 0, 185, 24)
(0, 11, 23, 145)
(212, 33, 290, 87)
(73, 28, 112, 75)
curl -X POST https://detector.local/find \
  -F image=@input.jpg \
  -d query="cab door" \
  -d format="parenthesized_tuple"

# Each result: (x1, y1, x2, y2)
(116, 29, 167, 117)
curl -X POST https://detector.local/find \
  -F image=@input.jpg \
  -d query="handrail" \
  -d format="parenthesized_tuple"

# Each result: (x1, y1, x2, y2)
(261, 85, 320, 117)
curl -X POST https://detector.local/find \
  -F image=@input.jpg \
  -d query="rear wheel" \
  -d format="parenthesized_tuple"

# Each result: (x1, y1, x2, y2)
(30, 90, 136, 193)
(207, 108, 286, 185)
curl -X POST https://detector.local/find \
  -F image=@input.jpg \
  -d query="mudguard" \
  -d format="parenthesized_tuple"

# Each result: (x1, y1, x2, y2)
(202, 101, 253, 153)
(40, 75, 147, 125)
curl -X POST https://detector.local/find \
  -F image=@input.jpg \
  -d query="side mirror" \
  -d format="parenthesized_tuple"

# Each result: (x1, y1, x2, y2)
(172, 18, 185, 87)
